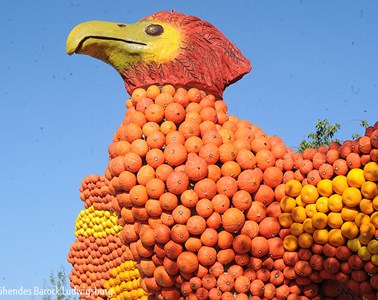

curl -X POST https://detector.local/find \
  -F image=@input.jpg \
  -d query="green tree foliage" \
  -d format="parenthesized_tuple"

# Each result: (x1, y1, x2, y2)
(297, 119, 369, 153)
(42, 265, 78, 300)
(297, 119, 340, 153)
(351, 120, 369, 140)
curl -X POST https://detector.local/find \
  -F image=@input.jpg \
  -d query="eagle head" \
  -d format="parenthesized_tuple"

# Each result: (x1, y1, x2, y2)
(66, 10, 251, 98)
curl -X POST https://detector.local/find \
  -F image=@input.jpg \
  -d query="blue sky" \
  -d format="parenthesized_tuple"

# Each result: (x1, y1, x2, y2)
(0, 1, 377, 299)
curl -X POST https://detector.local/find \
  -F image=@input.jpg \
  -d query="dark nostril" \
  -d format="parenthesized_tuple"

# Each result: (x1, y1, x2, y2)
(117, 24, 126, 27)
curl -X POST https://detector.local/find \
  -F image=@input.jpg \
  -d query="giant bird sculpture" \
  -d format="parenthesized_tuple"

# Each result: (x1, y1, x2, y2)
(66, 10, 378, 300)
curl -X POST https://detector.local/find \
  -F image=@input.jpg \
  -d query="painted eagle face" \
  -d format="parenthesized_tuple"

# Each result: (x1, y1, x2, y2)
(66, 10, 251, 98)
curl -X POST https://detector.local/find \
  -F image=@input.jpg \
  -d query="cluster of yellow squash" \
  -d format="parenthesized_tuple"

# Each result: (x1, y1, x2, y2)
(280, 162, 378, 265)
(104, 261, 148, 300)
(75, 206, 123, 238)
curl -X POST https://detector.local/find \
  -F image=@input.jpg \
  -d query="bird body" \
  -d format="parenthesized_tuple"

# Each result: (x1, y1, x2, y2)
(66, 10, 378, 300)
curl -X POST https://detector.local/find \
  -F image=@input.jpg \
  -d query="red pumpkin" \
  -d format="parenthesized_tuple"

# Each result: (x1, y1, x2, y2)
(268, 237, 285, 259)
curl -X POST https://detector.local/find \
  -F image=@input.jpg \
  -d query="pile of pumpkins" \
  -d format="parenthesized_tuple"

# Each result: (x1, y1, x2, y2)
(68, 83, 378, 300)
(68, 174, 149, 300)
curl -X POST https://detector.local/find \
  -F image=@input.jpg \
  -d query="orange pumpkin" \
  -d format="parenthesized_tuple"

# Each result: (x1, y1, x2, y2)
(232, 190, 252, 211)
(170, 224, 190, 244)
(184, 237, 202, 253)
(158, 192, 178, 211)
(185, 153, 208, 181)
(180, 189, 199, 208)
(217, 273, 234, 292)
(145, 178, 166, 199)
(249, 279, 264, 297)
(206, 212, 222, 229)
(200, 228, 218, 247)
(144, 103, 165, 123)
(212, 194, 230, 214)
(165, 102, 186, 124)
(186, 215, 207, 236)
(250, 236, 269, 258)
(202, 130, 223, 146)
(236, 149, 256, 170)
(253, 185, 274, 206)
(154, 224, 171, 244)
(166, 171, 189, 195)
(166, 130, 186, 145)
(246, 201, 266, 223)
(255, 149, 276, 170)
(216, 176, 238, 198)
(164, 142, 188, 167)
(164, 240, 183, 260)
(199, 143, 220, 164)
(155, 164, 174, 182)
(177, 251, 199, 274)
(196, 198, 214, 218)
(259, 217, 280, 238)
(221, 208, 245, 233)
(217, 230, 234, 250)
(232, 234, 252, 254)
(185, 136, 204, 154)
(197, 246, 217, 267)
(194, 178, 217, 199)
(154, 265, 176, 288)
(178, 120, 201, 139)
(146, 148, 165, 168)
(172, 205, 191, 224)
(237, 169, 262, 193)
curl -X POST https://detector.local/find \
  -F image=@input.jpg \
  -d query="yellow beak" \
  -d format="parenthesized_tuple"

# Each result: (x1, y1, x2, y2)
(66, 20, 181, 72)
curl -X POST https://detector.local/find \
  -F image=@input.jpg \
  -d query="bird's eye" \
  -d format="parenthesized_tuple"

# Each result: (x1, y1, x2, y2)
(145, 24, 164, 36)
